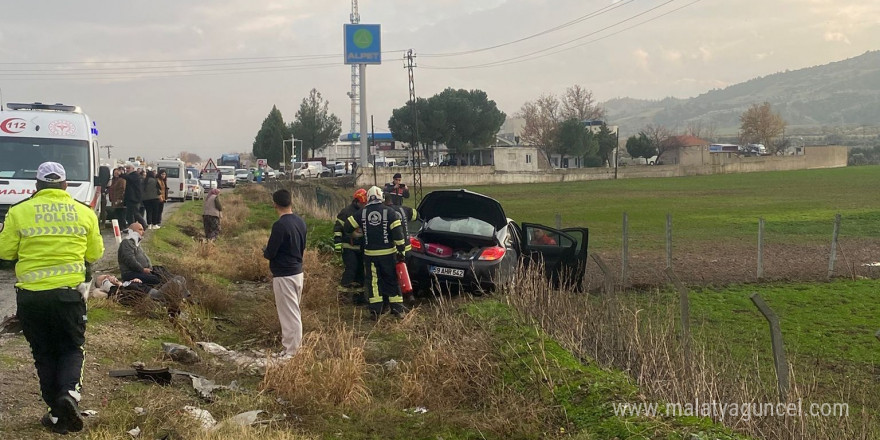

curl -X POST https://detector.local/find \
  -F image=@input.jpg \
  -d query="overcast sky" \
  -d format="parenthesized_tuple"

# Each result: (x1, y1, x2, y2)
(1, 0, 877, 161)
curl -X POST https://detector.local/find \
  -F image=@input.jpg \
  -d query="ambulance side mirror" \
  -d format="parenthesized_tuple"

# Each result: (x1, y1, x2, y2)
(95, 166, 111, 187)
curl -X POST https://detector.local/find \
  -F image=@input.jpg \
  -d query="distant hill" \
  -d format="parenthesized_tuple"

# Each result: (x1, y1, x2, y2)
(604, 50, 880, 137)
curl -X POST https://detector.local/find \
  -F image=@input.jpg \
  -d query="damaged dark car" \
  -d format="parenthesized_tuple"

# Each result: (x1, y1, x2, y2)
(406, 189, 588, 294)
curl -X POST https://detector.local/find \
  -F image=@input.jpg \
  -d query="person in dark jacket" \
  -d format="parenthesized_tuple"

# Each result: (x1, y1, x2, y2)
(333, 188, 367, 304)
(156, 169, 168, 228)
(109, 167, 127, 227)
(384, 192, 418, 255)
(382, 173, 410, 206)
(117, 223, 162, 286)
(142, 170, 161, 229)
(122, 163, 147, 229)
(263, 189, 307, 357)
(343, 186, 407, 319)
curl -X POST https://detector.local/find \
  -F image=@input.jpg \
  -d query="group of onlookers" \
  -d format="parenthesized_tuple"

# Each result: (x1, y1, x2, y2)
(107, 163, 168, 230)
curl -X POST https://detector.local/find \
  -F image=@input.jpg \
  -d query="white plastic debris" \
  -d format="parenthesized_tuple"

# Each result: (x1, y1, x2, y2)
(162, 342, 201, 364)
(861, 262, 880, 267)
(196, 341, 229, 355)
(81, 409, 98, 417)
(404, 406, 428, 415)
(183, 405, 217, 429)
(127, 426, 141, 437)
(134, 407, 146, 416)
(212, 410, 265, 431)
(383, 359, 399, 371)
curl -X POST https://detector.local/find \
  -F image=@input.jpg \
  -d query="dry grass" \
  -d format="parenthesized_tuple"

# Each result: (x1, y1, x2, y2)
(261, 324, 371, 413)
(503, 264, 876, 440)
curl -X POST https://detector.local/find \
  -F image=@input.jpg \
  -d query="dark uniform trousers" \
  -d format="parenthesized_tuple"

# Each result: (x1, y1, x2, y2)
(16, 287, 86, 411)
(341, 248, 365, 288)
(365, 253, 404, 315)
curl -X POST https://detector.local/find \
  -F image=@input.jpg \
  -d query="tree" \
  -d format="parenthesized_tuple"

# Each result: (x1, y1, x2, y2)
(626, 133, 656, 164)
(642, 124, 678, 163)
(427, 88, 506, 165)
(595, 123, 617, 167)
(252, 105, 287, 168)
(561, 85, 605, 121)
(740, 102, 787, 154)
(686, 120, 718, 142)
(289, 89, 342, 160)
(518, 94, 560, 159)
(388, 97, 432, 159)
(178, 151, 202, 164)
(555, 119, 586, 159)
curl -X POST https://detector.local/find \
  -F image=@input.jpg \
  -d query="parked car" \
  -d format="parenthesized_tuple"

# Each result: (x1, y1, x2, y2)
(234, 168, 250, 183)
(199, 179, 218, 191)
(217, 166, 236, 188)
(406, 189, 589, 294)
(186, 179, 204, 200)
(333, 163, 350, 175)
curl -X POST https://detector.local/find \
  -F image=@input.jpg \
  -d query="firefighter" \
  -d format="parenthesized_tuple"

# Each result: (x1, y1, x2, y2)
(343, 186, 407, 319)
(0, 162, 104, 434)
(384, 192, 419, 255)
(334, 188, 367, 304)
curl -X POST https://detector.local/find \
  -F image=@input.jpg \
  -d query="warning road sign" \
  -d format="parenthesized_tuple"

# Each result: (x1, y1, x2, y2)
(202, 158, 219, 174)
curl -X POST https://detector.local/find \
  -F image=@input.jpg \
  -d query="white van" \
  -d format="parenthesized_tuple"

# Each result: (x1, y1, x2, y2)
(217, 166, 236, 188)
(156, 158, 186, 201)
(294, 161, 324, 179)
(0, 102, 110, 223)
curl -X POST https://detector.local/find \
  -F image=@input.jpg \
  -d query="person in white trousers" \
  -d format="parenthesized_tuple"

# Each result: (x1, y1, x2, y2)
(262, 189, 308, 356)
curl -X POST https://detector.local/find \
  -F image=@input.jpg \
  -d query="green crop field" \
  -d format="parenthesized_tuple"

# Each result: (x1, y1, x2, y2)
(458, 166, 880, 250)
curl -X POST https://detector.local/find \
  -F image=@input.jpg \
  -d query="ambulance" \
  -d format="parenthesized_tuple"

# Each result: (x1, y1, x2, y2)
(0, 102, 110, 224)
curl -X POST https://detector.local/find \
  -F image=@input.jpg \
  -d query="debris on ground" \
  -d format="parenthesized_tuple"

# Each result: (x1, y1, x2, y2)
(81, 409, 98, 417)
(183, 405, 217, 430)
(196, 341, 270, 374)
(127, 426, 141, 437)
(861, 262, 880, 267)
(110, 365, 241, 401)
(162, 342, 201, 364)
(212, 410, 268, 431)
(383, 359, 399, 371)
(188, 376, 242, 402)
(134, 407, 146, 416)
(404, 406, 428, 415)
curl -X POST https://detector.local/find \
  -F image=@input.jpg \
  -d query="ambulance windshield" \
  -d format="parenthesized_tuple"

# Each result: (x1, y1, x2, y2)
(0, 137, 90, 181)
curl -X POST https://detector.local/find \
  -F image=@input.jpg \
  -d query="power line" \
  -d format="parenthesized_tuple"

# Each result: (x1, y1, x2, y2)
(420, 0, 634, 58)
(421, 0, 701, 70)
(0, 61, 340, 77)
(0, 62, 339, 81)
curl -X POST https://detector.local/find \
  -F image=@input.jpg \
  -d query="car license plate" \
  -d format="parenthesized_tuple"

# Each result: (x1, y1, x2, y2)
(430, 266, 464, 278)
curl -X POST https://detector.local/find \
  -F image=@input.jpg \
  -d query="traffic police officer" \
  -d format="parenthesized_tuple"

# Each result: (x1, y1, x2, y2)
(0, 162, 104, 434)
(343, 186, 407, 319)
(334, 188, 367, 304)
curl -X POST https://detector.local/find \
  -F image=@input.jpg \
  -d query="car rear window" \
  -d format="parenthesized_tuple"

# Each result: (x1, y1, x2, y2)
(425, 217, 495, 238)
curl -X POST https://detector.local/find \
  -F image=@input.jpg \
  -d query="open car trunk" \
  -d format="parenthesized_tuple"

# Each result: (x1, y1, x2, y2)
(418, 217, 498, 261)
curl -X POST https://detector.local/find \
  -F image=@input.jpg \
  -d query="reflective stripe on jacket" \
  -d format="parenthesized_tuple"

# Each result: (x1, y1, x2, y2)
(343, 201, 405, 257)
(0, 188, 104, 290)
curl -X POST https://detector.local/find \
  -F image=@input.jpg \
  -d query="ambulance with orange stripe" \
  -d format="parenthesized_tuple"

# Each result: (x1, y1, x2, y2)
(0, 103, 110, 224)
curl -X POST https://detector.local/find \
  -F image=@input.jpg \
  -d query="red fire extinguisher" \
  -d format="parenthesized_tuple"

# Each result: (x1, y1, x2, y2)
(396, 261, 413, 294)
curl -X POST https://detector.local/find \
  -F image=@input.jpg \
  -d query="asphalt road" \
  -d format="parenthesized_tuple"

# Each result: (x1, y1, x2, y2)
(0, 201, 183, 320)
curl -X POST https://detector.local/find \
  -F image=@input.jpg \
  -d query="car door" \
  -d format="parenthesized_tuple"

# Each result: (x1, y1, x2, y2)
(520, 223, 588, 289)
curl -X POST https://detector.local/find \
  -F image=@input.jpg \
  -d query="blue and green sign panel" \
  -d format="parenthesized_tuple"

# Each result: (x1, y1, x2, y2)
(344, 24, 381, 65)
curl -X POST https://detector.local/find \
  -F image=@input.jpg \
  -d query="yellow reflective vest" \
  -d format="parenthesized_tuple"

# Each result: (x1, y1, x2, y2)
(0, 188, 104, 290)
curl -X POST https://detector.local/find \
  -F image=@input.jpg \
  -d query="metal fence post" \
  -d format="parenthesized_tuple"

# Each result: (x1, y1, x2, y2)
(622, 212, 629, 288)
(591, 254, 614, 295)
(666, 213, 672, 269)
(750, 293, 790, 402)
(665, 267, 691, 370)
(757, 217, 765, 280)
(828, 214, 841, 279)
(555, 212, 562, 230)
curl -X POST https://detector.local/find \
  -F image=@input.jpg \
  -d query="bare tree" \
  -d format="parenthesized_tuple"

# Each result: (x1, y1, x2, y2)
(178, 151, 202, 164)
(561, 85, 605, 121)
(686, 120, 718, 142)
(517, 94, 560, 158)
(642, 124, 682, 163)
(740, 102, 787, 154)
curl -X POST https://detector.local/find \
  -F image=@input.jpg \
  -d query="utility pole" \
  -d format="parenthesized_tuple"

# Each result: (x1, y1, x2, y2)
(347, 0, 361, 162)
(404, 49, 423, 204)
(102, 144, 114, 159)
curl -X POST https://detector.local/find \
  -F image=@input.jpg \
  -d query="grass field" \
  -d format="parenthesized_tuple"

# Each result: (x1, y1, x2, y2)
(460, 166, 880, 250)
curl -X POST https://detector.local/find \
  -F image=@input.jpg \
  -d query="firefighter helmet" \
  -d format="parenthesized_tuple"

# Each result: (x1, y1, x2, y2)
(353, 188, 367, 204)
(366, 186, 383, 202)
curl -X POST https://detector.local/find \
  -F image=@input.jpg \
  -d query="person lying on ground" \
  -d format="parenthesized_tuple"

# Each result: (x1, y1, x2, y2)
(92, 273, 188, 313)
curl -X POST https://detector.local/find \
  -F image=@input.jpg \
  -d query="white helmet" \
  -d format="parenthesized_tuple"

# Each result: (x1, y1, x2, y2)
(366, 186, 383, 202)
